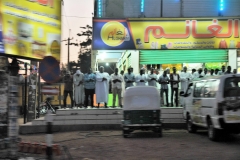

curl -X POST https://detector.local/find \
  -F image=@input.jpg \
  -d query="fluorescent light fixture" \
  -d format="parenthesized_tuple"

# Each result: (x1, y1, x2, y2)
(101, 52, 106, 60)
(219, 0, 224, 11)
(140, 0, 144, 13)
(98, 0, 102, 17)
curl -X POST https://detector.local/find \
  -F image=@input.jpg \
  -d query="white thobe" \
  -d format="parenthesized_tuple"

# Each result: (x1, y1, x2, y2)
(192, 72, 199, 80)
(218, 71, 223, 75)
(135, 74, 147, 86)
(147, 73, 157, 87)
(180, 72, 192, 106)
(121, 75, 125, 97)
(167, 73, 171, 98)
(180, 72, 192, 92)
(201, 72, 209, 77)
(74, 73, 85, 105)
(95, 72, 110, 103)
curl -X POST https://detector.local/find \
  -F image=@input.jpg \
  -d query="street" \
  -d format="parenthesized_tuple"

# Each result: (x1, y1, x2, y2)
(19, 129, 240, 160)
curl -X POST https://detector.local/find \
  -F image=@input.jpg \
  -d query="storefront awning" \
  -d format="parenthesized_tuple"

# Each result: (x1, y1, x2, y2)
(140, 50, 228, 64)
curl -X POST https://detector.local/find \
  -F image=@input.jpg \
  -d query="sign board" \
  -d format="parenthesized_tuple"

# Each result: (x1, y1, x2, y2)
(41, 86, 59, 95)
(93, 18, 240, 50)
(39, 56, 60, 83)
(0, 0, 61, 60)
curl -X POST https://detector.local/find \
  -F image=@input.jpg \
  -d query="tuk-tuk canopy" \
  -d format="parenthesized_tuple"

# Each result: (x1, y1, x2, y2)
(123, 86, 160, 110)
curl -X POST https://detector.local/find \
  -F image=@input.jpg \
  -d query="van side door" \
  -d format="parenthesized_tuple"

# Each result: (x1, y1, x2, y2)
(192, 81, 205, 125)
(182, 84, 193, 120)
(201, 80, 220, 126)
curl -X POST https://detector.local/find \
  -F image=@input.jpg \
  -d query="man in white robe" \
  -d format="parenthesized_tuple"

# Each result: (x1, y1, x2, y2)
(147, 68, 157, 87)
(95, 66, 110, 108)
(73, 70, 85, 108)
(135, 68, 147, 86)
(180, 66, 192, 106)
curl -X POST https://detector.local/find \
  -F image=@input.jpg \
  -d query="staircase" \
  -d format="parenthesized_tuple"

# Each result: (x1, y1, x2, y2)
(19, 108, 185, 134)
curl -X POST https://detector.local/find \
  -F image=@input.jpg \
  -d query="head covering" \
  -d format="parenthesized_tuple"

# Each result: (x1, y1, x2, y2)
(76, 70, 81, 75)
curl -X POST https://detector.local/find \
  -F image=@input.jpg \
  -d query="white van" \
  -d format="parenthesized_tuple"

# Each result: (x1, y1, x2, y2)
(181, 74, 240, 141)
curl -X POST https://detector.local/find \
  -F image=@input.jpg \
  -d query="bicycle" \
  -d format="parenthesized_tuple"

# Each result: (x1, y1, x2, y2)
(36, 96, 56, 118)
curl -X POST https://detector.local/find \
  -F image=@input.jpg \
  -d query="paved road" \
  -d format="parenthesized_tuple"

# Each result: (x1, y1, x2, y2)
(19, 129, 240, 160)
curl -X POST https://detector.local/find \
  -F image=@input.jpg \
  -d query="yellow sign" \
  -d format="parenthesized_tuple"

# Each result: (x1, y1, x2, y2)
(0, 0, 61, 60)
(131, 19, 239, 50)
(93, 18, 240, 50)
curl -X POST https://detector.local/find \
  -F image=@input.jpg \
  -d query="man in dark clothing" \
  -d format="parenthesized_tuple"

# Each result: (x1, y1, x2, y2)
(210, 69, 214, 76)
(169, 67, 180, 107)
(225, 66, 232, 74)
(233, 69, 237, 74)
(218, 65, 226, 75)
(63, 71, 73, 108)
(159, 70, 170, 107)
(84, 68, 96, 108)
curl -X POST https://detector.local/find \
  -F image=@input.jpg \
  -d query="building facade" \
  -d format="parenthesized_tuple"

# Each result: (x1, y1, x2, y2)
(92, 0, 240, 74)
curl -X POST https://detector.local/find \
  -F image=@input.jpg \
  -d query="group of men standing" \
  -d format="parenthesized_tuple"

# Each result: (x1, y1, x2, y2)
(63, 68, 96, 108)
(62, 66, 125, 109)
(62, 65, 237, 109)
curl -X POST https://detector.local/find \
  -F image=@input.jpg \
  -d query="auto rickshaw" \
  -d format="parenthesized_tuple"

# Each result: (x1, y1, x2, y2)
(122, 86, 162, 138)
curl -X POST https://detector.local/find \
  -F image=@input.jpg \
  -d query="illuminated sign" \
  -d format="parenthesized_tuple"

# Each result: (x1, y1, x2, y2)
(0, 0, 61, 60)
(93, 18, 240, 50)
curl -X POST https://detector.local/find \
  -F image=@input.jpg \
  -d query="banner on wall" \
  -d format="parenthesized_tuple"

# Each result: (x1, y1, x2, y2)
(93, 18, 240, 50)
(0, 0, 61, 60)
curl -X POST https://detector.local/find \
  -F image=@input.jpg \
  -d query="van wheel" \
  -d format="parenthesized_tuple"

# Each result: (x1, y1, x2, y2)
(123, 130, 129, 138)
(187, 116, 197, 133)
(207, 119, 219, 141)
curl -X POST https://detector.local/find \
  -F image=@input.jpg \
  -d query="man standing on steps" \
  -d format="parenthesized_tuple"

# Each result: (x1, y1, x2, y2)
(218, 65, 226, 75)
(180, 66, 192, 106)
(124, 67, 135, 88)
(95, 66, 110, 108)
(111, 68, 123, 108)
(169, 67, 180, 107)
(159, 70, 170, 107)
(74, 70, 84, 108)
(63, 71, 73, 108)
(120, 70, 125, 101)
(147, 68, 157, 87)
(84, 68, 96, 108)
(135, 68, 147, 86)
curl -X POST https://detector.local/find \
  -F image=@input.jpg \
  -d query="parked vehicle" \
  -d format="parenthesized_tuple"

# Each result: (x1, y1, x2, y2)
(181, 74, 240, 141)
(122, 86, 162, 138)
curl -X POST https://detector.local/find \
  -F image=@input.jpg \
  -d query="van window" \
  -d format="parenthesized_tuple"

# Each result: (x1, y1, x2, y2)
(194, 82, 205, 97)
(202, 80, 220, 98)
(224, 77, 240, 97)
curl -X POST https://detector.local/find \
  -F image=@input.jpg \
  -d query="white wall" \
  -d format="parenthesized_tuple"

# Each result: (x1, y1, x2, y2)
(117, 50, 139, 75)
(131, 50, 140, 75)
(228, 49, 237, 70)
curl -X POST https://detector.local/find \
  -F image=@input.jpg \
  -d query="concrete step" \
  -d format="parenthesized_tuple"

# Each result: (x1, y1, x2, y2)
(20, 108, 185, 134)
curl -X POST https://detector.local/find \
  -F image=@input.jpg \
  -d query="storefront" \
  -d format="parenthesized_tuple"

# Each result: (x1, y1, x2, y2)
(0, 0, 61, 126)
(93, 18, 239, 74)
